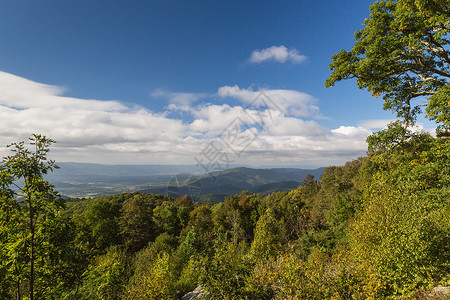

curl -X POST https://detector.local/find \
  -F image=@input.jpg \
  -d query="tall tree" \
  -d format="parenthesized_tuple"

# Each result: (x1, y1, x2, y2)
(325, 0, 450, 125)
(250, 208, 283, 260)
(119, 194, 157, 254)
(0, 134, 63, 299)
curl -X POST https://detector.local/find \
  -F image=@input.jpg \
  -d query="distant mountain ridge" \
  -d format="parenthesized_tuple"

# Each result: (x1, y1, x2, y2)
(140, 166, 325, 202)
(45, 162, 324, 199)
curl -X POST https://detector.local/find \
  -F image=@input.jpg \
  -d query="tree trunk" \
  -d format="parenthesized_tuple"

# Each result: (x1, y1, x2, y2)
(16, 277, 21, 300)
(29, 208, 34, 300)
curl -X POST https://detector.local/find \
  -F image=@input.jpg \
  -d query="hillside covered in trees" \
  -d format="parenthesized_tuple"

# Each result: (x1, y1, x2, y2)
(0, 123, 449, 299)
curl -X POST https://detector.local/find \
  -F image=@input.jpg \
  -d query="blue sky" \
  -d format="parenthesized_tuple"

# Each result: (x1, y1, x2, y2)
(0, 1, 435, 168)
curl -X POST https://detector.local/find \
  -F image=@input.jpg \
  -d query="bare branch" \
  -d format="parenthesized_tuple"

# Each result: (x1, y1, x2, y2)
(411, 91, 436, 97)
(416, 73, 438, 83)
(422, 33, 450, 64)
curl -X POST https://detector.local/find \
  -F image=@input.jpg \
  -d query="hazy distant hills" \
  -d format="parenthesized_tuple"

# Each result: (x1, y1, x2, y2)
(45, 163, 205, 198)
(141, 167, 325, 202)
(45, 163, 324, 200)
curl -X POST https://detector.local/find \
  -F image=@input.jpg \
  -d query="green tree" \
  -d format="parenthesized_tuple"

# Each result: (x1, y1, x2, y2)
(221, 192, 260, 245)
(119, 194, 157, 254)
(153, 201, 182, 236)
(188, 204, 214, 239)
(250, 208, 283, 260)
(170, 229, 208, 290)
(79, 246, 126, 300)
(126, 252, 174, 300)
(202, 240, 252, 299)
(74, 196, 122, 256)
(0, 134, 64, 299)
(325, 0, 450, 124)
(174, 195, 194, 229)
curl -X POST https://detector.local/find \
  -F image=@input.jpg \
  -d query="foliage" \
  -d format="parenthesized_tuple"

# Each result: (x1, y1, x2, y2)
(427, 83, 450, 127)
(126, 252, 174, 300)
(78, 246, 126, 300)
(245, 246, 385, 300)
(153, 201, 182, 236)
(220, 192, 261, 245)
(250, 208, 283, 260)
(351, 123, 450, 295)
(326, 0, 450, 124)
(174, 256, 206, 294)
(73, 196, 122, 256)
(351, 178, 448, 295)
(0, 134, 66, 299)
(119, 194, 157, 254)
(202, 240, 253, 299)
(188, 204, 214, 240)
(170, 229, 208, 282)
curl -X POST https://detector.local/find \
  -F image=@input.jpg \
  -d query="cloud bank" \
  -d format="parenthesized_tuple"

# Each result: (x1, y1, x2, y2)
(0, 71, 372, 167)
(248, 45, 307, 64)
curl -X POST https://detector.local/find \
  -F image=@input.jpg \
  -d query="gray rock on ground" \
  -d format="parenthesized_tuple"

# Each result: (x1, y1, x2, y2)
(182, 285, 209, 300)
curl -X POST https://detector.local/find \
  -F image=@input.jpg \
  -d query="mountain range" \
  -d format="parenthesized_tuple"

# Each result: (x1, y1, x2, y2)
(45, 163, 324, 200)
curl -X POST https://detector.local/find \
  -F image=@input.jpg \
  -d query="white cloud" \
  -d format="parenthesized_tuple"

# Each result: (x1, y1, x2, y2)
(332, 126, 370, 136)
(217, 85, 322, 118)
(189, 104, 249, 135)
(264, 117, 326, 137)
(0, 71, 126, 111)
(152, 88, 207, 108)
(0, 71, 371, 167)
(248, 45, 307, 64)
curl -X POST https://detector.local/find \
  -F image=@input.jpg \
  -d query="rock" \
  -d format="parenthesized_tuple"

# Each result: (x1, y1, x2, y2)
(182, 285, 209, 300)
(425, 286, 450, 299)
(432, 286, 450, 298)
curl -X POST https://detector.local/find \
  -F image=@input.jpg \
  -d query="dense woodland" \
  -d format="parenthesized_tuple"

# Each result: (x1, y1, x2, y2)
(1, 0, 450, 299)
